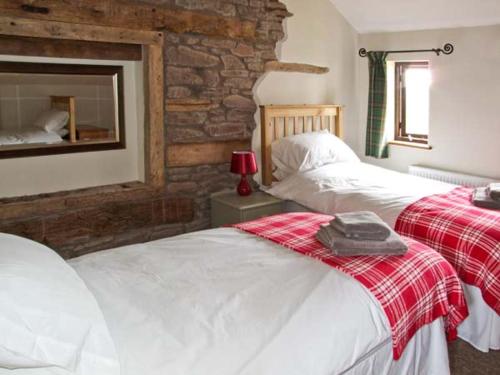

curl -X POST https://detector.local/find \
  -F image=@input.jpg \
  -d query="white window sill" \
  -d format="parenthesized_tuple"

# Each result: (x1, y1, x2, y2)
(388, 140, 432, 150)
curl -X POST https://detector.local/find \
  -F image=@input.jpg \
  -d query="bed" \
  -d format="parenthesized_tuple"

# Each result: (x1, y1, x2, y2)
(259, 104, 500, 353)
(0, 223, 463, 375)
(0, 96, 76, 147)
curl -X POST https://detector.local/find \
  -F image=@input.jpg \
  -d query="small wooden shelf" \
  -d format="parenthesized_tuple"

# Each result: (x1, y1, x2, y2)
(265, 61, 329, 74)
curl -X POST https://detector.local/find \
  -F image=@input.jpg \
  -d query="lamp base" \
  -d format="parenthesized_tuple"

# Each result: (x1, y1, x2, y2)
(237, 175, 252, 196)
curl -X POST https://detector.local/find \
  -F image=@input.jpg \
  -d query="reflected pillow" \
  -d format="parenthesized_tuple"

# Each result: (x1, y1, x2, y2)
(272, 130, 360, 180)
(34, 109, 69, 132)
(57, 128, 69, 137)
(0, 233, 120, 375)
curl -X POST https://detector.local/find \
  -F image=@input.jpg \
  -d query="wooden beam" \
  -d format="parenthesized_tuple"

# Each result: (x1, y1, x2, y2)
(265, 61, 330, 74)
(0, 16, 163, 45)
(144, 43, 165, 188)
(0, 35, 142, 60)
(0, 0, 256, 39)
(166, 99, 219, 112)
(167, 140, 251, 167)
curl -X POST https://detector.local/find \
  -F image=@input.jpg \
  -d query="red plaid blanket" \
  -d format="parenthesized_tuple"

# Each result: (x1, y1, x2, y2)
(395, 186, 500, 314)
(232, 212, 468, 359)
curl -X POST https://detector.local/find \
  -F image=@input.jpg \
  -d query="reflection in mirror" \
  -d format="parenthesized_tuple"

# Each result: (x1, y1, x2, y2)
(0, 62, 125, 158)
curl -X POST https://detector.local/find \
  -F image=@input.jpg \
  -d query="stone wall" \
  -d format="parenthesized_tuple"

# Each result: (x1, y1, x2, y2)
(0, 0, 289, 257)
(164, 0, 288, 231)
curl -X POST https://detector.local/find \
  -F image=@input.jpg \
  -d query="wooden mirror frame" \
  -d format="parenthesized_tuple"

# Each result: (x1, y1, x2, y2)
(0, 61, 126, 158)
(0, 16, 165, 202)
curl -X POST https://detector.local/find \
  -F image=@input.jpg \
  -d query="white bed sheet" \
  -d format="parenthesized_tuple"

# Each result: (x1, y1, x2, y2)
(0, 128, 62, 146)
(266, 161, 500, 351)
(35, 228, 451, 375)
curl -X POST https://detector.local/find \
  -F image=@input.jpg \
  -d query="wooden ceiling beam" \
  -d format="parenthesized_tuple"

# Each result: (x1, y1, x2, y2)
(0, 0, 256, 39)
(0, 35, 143, 60)
(0, 16, 163, 45)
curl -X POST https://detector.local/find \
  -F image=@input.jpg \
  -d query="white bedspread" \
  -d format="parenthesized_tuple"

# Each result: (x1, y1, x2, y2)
(266, 161, 500, 351)
(58, 228, 451, 375)
(266, 162, 455, 228)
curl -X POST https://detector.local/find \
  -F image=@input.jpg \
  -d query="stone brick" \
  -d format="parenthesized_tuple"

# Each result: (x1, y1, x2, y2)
(231, 42, 255, 57)
(220, 69, 249, 77)
(223, 94, 256, 111)
(227, 109, 254, 122)
(201, 38, 237, 49)
(167, 86, 192, 99)
(205, 122, 247, 138)
(166, 66, 204, 85)
(202, 69, 220, 87)
(167, 127, 207, 143)
(168, 111, 208, 126)
(223, 77, 254, 89)
(221, 55, 245, 70)
(168, 46, 220, 68)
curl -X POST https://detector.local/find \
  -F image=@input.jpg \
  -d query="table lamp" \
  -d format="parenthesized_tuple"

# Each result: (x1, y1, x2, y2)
(230, 151, 258, 196)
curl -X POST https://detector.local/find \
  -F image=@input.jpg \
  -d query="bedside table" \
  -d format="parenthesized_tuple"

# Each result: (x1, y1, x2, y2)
(211, 191, 284, 227)
(76, 125, 112, 141)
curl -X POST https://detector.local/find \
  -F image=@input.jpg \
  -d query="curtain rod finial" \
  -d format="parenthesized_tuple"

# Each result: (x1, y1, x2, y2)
(442, 43, 454, 55)
(359, 48, 367, 57)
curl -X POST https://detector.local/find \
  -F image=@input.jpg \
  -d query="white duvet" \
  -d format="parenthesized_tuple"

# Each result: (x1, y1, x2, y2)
(266, 161, 500, 351)
(267, 162, 455, 228)
(62, 228, 450, 375)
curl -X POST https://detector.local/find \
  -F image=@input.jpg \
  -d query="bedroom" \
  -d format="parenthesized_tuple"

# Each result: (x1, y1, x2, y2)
(0, 0, 498, 374)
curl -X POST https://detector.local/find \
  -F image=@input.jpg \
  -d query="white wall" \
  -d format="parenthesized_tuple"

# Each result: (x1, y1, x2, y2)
(0, 55, 144, 197)
(357, 25, 500, 178)
(253, 0, 358, 182)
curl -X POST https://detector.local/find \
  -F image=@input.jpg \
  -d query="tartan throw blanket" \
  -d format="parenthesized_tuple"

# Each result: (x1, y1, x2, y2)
(232, 212, 468, 360)
(395, 186, 500, 314)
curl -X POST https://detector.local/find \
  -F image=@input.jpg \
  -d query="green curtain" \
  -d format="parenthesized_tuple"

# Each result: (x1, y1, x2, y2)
(365, 51, 389, 159)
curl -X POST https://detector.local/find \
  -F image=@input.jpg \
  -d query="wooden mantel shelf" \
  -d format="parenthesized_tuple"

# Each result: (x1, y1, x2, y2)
(264, 61, 329, 74)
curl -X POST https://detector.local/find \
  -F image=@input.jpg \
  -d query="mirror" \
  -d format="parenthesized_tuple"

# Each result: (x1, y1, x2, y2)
(0, 61, 125, 158)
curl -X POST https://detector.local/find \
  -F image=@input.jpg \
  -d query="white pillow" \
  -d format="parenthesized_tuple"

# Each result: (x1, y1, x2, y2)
(57, 128, 69, 137)
(34, 109, 69, 132)
(0, 233, 120, 375)
(271, 130, 360, 179)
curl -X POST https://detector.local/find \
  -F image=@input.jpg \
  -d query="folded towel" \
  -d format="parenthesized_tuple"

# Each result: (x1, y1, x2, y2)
(316, 224, 408, 256)
(472, 187, 500, 210)
(486, 183, 500, 201)
(330, 211, 391, 241)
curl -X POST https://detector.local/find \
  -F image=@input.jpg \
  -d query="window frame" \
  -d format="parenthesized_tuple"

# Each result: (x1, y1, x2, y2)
(394, 61, 429, 145)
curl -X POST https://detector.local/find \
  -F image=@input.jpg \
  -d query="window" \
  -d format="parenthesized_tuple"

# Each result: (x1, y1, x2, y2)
(394, 62, 430, 144)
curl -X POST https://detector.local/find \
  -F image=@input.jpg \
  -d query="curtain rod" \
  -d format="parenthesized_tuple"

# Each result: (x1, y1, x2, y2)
(358, 43, 454, 57)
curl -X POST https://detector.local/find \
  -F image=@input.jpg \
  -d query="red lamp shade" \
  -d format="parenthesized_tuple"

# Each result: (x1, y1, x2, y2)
(230, 151, 258, 196)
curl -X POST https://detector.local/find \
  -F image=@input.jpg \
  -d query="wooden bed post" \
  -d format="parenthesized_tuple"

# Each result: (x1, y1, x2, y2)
(335, 106, 344, 139)
(260, 105, 273, 187)
(50, 96, 76, 142)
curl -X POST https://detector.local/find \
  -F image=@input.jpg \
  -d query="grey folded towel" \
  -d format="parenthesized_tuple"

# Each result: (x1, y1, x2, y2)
(486, 183, 500, 201)
(316, 224, 408, 256)
(330, 211, 391, 241)
(472, 187, 500, 210)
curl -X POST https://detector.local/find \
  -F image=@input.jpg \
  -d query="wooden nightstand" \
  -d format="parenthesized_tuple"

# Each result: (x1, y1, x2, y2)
(211, 191, 284, 227)
(76, 125, 112, 141)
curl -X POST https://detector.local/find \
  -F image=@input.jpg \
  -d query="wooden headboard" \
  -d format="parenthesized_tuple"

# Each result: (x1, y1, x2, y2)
(260, 104, 343, 186)
(51, 96, 76, 142)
